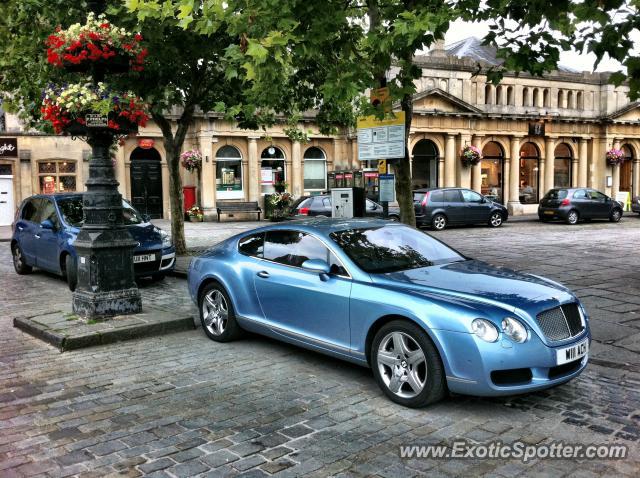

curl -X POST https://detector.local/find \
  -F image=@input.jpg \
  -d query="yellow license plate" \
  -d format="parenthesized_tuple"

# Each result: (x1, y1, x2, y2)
(544, 210, 554, 215)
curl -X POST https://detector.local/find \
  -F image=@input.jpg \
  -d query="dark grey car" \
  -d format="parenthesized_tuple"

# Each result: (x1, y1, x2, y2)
(538, 188, 623, 224)
(413, 188, 509, 230)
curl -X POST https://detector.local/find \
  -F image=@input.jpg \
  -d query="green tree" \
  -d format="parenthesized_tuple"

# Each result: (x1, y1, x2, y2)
(0, 0, 250, 254)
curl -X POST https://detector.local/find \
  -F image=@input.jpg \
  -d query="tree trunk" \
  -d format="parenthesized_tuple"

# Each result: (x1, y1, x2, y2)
(153, 111, 194, 256)
(398, 93, 416, 226)
(164, 140, 188, 255)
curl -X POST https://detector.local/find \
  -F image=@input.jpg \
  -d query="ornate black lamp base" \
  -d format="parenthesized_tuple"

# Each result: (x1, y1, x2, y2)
(70, 127, 142, 319)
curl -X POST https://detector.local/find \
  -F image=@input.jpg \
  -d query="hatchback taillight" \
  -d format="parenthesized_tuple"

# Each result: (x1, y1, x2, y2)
(560, 198, 570, 206)
(421, 192, 430, 207)
(299, 207, 310, 215)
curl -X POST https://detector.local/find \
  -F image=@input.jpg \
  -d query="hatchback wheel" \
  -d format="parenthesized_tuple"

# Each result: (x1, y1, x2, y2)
(12, 244, 32, 275)
(371, 320, 446, 408)
(199, 283, 242, 342)
(610, 208, 622, 222)
(65, 254, 77, 292)
(566, 210, 579, 225)
(431, 214, 447, 231)
(488, 212, 503, 228)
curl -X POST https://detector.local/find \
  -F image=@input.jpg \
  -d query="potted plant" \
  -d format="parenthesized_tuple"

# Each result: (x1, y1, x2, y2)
(46, 12, 147, 72)
(180, 150, 203, 173)
(460, 145, 482, 167)
(41, 82, 149, 135)
(268, 192, 292, 221)
(606, 148, 625, 166)
(187, 205, 204, 222)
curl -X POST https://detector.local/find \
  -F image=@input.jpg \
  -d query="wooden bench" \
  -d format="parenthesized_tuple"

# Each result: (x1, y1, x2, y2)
(216, 201, 262, 222)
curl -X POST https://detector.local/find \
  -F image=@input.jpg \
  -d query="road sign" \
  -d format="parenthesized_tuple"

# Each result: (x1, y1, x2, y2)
(615, 191, 631, 211)
(378, 160, 387, 174)
(379, 174, 396, 202)
(370, 87, 390, 111)
(357, 111, 405, 161)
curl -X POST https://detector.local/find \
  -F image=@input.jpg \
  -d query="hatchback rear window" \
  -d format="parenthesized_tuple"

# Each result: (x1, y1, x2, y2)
(413, 192, 425, 202)
(544, 189, 568, 200)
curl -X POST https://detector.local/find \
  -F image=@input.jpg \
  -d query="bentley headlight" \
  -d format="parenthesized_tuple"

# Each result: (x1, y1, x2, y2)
(502, 317, 528, 343)
(471, 319, 499, 343)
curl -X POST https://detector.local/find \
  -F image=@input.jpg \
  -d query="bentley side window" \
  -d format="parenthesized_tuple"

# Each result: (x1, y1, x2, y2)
(238, 233, 264, 257)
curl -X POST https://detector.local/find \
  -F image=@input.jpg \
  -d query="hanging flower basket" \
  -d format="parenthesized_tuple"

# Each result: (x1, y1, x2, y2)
(41, 82, 149, 135)
(460, 145, 482, 167)
(46, 13, 147, 73)
(605, 148, 625, 166)
(180, 150, 203, 173)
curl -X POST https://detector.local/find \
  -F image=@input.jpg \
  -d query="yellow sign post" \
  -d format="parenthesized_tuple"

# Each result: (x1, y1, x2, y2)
(378, 160, 387, 174)
(356, 111, 406, 161)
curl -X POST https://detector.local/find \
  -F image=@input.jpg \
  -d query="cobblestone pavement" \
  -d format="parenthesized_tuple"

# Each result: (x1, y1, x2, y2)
(2, 217, 640, 477)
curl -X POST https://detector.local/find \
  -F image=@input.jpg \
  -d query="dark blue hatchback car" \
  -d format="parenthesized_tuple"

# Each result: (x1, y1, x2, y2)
(11, 193, 175, 290)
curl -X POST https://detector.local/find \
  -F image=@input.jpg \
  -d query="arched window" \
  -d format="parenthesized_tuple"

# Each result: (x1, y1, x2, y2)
(261, 146, 286, 194)
(621, 144, 634, 192)
(567, 90, 574, 109)
(554, 143, 572, 188)
(519, 142, 540, 204)
(507, 86, 514, 106)
(411, 139, 439, 189)
(576, 91, 583, 110)
(543, 89, 550, 108)
(481, 142, 505, 204)
(484, 84, 493, 105)
(533, 88, 541, 107)
(216, 145, 243, 199)
(303, 147, 326, 191)
(557, 90, 564, 108)
(522, 87, 530, 107)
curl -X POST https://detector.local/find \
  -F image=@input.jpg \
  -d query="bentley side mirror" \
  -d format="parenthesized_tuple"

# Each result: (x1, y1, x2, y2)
(301, 259, 331, 281)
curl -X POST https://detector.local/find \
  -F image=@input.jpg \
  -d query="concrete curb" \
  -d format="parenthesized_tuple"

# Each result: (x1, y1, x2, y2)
(14, 314, 195, 352)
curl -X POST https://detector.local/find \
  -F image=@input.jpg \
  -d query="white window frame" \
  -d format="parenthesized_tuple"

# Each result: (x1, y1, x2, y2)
(216, 146, 244, 200)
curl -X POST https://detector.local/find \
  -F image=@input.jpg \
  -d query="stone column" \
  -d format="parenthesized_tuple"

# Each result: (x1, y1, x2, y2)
(161, 162, 170, 219)
(248, 136, 260, 201)
(458, 134, 472, 189)
(438, 156, 445, 187)
(292, 141, 302, 196)
(544, 137, 555, 193)
(632, 158, 640, 198)
(198, 133, 215, 215)
(444, 134, 456, 187)
(578, 138, 588, 187)
(471, 136, 483, 193)
(508, 135, 522, 215)
(612, 138, 621, 197)
(571, 155, 579, 187)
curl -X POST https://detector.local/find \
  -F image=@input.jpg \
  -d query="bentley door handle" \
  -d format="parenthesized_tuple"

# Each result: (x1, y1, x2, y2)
(257, 271, 270, 278)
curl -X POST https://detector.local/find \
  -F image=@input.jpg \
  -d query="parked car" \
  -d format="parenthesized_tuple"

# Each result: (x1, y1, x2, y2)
(11, 193, 175, 290)
(291, 194, 400, 220)
(188, 219, 590, 408)
(538, 188, 623, 224)
(632, 195, 640, 215)
(413, 187, 508, 230)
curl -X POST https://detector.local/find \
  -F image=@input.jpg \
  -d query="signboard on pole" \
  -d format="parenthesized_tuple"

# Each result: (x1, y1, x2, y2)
(379, 174, 396, 203)
(615, 191, 631, 211)
(86, 114, 108, 128)
(357, 112, 405, 161)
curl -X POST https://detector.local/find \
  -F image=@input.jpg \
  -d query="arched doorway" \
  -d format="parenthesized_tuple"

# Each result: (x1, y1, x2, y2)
(129, 147, 163, 218)
(554, 143, 572, 188)
(520, 142, 540, 204)
(411, 139, 438, 189)
(481, 141, 504, 203)
(260, 146, 285, 194)
(620, 144, 634, 192)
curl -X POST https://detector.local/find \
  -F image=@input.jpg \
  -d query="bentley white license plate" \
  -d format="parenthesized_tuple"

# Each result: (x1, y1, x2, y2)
(134, 254, 155, 264)
(556, 338, 588, 365)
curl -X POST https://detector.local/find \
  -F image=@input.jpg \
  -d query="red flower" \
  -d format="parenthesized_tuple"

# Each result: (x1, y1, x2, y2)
(89, 32, 101, 41)
(134, 33, 143, 42)
(100, 22, 110, 29)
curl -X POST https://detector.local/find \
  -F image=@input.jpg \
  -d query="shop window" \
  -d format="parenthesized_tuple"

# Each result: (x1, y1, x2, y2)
(519, 143, 540, 204)
(554, 143, 572, 188)
(411, 139, 439, 189)
(38, 161, 76, 194)
(261, 146, 285, 194)
(216, 145, 243, 199)
(481, 141, 504, 204)
(303, 147, 327, 191)
(0, 164, 12, 175)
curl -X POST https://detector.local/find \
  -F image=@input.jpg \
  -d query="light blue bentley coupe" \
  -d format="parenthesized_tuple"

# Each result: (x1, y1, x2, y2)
(187, 218, 590, 408)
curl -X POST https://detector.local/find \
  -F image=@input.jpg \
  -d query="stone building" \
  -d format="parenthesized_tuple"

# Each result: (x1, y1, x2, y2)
(1, 36, 639, 225)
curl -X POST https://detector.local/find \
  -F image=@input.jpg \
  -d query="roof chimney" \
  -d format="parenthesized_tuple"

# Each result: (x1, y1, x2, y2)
(430, 39, 447, 57)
